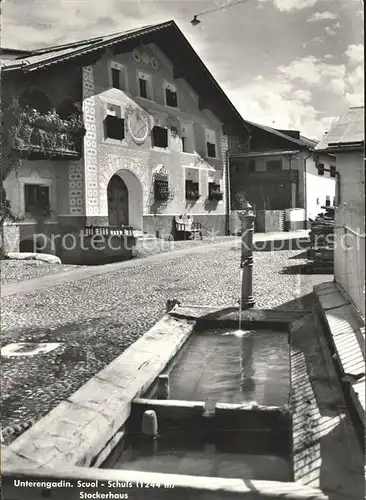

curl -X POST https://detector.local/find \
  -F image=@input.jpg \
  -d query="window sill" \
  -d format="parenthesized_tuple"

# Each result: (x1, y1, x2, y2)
(181, 151, 197, 156)
(104, 137, 128, 146)
(110, 86, 129, 94)
(165, 103, 180, 111)
(151, 147, 170, 154)
(138, 96, 155, 103)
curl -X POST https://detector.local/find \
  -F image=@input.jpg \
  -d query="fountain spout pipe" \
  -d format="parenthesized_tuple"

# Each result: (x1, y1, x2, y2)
(239, 206, 256, 310)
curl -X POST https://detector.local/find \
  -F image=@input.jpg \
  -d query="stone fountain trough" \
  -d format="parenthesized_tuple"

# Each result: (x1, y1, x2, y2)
(1, 304, 328, 500)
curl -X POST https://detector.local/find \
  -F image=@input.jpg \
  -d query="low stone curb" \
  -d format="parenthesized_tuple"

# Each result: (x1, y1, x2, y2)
(290, 311, 364, 499)
(5, 252, 62, 264)
(314, 282, 365, 427)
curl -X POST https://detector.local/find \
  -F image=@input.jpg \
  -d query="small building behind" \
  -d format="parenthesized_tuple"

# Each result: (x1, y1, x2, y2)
(229, 121, 336, 233)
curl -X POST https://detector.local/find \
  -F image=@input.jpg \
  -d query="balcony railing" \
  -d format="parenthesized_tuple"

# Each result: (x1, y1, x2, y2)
(11, 108, 85, 158)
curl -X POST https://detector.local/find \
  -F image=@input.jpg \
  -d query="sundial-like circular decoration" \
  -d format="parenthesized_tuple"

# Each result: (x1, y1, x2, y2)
(132, 49, 141, 62)
(127, 108, 150, 144)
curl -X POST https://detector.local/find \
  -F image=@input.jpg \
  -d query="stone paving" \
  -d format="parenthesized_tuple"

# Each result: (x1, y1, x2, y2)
(1, 242, 324, 445)
(0, 237, 230, 285)
(0, 259, 83, 285)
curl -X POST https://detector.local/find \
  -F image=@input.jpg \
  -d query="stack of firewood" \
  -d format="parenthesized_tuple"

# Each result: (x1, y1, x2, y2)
(307, 206, 335, 273)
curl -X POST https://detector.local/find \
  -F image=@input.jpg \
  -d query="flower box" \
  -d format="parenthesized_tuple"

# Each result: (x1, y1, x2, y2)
(209, 191, 223, 201)
(186, 190, 200, 202)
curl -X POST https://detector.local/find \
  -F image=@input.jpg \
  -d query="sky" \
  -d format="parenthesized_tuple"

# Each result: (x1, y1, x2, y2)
(1, 0, 364, 140)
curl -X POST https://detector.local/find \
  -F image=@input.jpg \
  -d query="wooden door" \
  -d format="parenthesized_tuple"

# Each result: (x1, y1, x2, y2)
(107, 175, 129, 226)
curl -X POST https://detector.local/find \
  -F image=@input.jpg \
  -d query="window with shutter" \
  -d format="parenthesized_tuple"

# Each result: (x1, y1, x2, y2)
(152, 126, 168, 148)
(105, 115, 125, 140)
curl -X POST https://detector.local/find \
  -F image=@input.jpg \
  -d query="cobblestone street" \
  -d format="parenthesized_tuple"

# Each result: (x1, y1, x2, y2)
(0, 243, 328, 443)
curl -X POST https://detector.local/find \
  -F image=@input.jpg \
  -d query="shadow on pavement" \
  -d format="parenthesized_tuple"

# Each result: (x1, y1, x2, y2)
(288, 251, 308, 260)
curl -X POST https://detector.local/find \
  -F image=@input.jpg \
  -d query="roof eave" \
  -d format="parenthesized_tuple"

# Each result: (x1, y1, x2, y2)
(1, 21, 175, 74)
(316, 141, 364, 153)
(230, 150, 301, 158)
(245, 120, 314, 148)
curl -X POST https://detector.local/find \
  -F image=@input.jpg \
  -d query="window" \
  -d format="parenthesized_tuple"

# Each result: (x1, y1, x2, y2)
(164, 82, 178, 108)
(112, 68, 120, 89)
(186, 179, 200, 201)
(247, 160, 256, 173)
(24, 184, 50, 213)
(154, 177, 169, 202)
(205, 129, 217, 158)
(139, 79, 147, 98)
(105, 115, 125, 140)
(266, 160, 282, 171)
(208, 182, 223, 201)
(152, 126, 168, 148)
(19, 88, 51, 114)
(105, 103, 124, 140)
(207, 142, 216, 158)
(110, 62, 127, 91)
(181, 122, 194, 153)
(138, 71, 152, 100)
(325, 195, 331, 207)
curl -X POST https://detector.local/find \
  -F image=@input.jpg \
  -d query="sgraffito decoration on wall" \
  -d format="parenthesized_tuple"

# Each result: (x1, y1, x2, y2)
(82, 66, 99, 216)
(149, 164, 175, 214)
(221, 134, 228, 207)
(132, 48, 158, 70)
(68, 160, 84, 215)
(125, 105, 152, 145)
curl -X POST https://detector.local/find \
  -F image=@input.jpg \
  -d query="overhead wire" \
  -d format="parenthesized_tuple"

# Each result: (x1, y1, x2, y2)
(174, 0, 253, 22)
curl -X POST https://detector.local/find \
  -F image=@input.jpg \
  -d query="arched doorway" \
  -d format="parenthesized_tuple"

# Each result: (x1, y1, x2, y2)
(107, 175, 129, 226)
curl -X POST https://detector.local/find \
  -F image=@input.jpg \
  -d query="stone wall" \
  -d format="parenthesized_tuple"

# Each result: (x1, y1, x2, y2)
(255, 210, 284, 232)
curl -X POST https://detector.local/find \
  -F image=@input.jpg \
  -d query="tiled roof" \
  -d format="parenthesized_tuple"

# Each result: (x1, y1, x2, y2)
(0, 22, 171, 71)
(315, 106, 364, 151)
(245, 120, 316, 149)
(0, 21, 250, 138)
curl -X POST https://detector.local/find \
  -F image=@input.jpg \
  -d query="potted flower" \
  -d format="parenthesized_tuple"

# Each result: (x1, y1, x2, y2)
(186, 189, 200, 201)
(209, 184, 223, 201)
